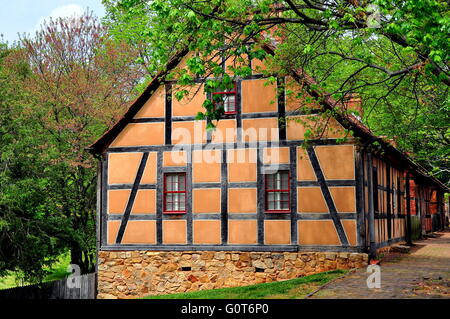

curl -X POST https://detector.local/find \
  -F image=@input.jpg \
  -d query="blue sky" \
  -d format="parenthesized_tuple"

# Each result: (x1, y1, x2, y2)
(0, 0, 106, 44)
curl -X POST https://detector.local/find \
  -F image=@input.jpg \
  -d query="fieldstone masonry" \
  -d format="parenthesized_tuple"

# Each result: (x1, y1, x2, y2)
(97, 250, 368, 299)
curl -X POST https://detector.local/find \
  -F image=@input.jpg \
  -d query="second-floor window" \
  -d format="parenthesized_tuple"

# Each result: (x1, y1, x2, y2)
(265, 171, 290, 212)
(164, 173, 186, 213)
(212, 82, 237, 114)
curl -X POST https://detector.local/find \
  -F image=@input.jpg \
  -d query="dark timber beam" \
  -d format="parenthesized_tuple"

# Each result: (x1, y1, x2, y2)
(220, 148, 228, 244)
(307, 146, 349, 246)
(367, 152, 376, 259)
(115, 152, 149, 244)
(405, 173, 413, 246)
(355, 150, 366, 249)
(386, 163, 392, 241)
(277, 77, 286, 141)
(256, 146, 264, 245)
(156, 151, 164, 244)
(165, 83, 172, 145)
(101, 154, 108, 246)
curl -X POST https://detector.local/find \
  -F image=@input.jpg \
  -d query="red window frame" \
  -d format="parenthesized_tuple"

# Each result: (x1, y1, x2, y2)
(264, 171, 290, 213)
(163, 172, 187, 214)
(212, 82, 237, 114)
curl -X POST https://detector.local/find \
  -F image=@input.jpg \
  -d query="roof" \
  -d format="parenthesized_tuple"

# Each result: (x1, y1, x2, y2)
(88, 42, 449, 193)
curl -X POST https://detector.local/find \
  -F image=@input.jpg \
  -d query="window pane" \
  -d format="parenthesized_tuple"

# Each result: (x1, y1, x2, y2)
(281, 172, 289, 189)
(165, 194, 173, 211)
(225, 95, 235, 112)
(166, 175, 173, 191)
(178, 174, 185, 191)
(274, 192, 281, 210)
(178, 194, 186, 211)
(173, 175, 179, 191)
(173, 193, 179, 211)
(275, 173, 282, 190)
(267, 193, 275, 210)
(266, 175, 274, 189)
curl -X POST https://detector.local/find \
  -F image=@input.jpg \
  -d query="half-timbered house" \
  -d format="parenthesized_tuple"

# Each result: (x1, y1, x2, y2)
(89, 43, 449, 299)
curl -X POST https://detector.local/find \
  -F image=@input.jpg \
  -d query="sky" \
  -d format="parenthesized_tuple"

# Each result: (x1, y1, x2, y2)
(0, 0, 106, 44)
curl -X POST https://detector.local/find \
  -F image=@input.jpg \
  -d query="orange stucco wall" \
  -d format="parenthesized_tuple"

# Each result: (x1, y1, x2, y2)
(108, 189, 156, 214)
(210, 119, 237, 143)
(163, 151, 187, 167)
(107, 220, 156, 245)
(297, 187, 328, 213)
(264, 220, 291, 245)
(134, 86, 165, 118)
(286, 115, 346, 141)
(193, 220, 221, 244)
(110, 123, 165, 147)
(163, 220, 187, 244)
(315, 145, 355, 180)
(108, 152, 142, 184)
(172, 84, 206, 117)
(342, 220, 357, 246)
(172, 121, 207, 144)
(227, 148, 257, 182)
(241, 79, 277, 113)
(263, 147, 290, 165)
(192, 149, 222, 183)
(298, 220, 340, 246)
(193, 188, 221, 213)
(228, 220, 257, 244)
(228, 188, 257, 213)
(242, 118, 279, 142)
(329, 187, 356, 213)
(296, 147, 316, 181)
(108, 152, 157, 185)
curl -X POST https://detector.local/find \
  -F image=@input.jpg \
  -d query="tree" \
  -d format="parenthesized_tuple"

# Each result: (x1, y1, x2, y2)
(103, 0, 449, 186)
(1, 11, 146, 276)
(0, 40, 70, 282)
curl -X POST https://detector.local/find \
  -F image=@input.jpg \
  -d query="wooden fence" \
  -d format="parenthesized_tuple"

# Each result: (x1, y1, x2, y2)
(0, 273, 96, 299)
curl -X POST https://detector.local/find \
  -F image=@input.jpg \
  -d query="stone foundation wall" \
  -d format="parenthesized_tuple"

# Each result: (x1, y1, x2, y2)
(97, 250, 368, 299)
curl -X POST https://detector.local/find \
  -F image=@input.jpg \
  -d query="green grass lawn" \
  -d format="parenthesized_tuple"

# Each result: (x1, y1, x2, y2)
(0, 251, 71, 289)
(143, 269, 347, 299)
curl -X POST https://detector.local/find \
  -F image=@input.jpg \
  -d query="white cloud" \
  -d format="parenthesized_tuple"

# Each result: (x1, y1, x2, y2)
(31, 4, 84, 33)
